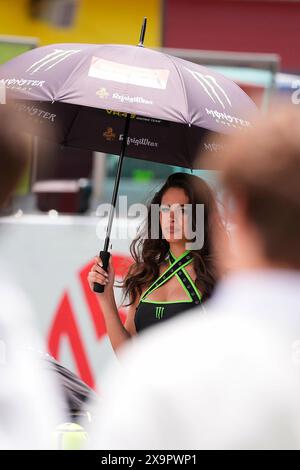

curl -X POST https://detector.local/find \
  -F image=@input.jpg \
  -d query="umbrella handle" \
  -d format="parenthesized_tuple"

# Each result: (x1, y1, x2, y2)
(93, 250, 111, 293)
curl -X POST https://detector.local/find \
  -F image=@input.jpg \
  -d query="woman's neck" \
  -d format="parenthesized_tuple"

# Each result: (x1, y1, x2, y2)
(169, 243, 190, 259)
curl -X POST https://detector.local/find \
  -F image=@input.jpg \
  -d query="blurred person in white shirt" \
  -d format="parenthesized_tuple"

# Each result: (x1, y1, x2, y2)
(88, 105, 300, 450)
(0, 107, 65, 449)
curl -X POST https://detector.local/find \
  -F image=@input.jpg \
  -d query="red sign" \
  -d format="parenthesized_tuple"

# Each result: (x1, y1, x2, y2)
(48, 253, 132, 389)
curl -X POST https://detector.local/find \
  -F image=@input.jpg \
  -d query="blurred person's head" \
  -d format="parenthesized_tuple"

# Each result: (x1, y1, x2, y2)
(121, 172, 226, 306)
(0, 107, 28, 208)
(199, 105, 300, 274)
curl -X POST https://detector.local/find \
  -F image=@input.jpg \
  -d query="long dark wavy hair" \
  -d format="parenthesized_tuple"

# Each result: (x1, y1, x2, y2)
(118, 172, 227, 307)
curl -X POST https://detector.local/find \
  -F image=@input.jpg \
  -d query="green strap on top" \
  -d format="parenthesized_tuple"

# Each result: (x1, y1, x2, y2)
(169, 250, 202, 302)
(140, 249, 201, 303)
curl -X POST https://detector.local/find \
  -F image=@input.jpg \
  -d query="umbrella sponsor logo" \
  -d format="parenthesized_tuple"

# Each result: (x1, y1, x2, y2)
(184, 67, 251, 128)
(112, 93, 153, 106)
(205, 108, 250, 128)
(26, 49, 81, 75)
(185, 68, 232, 110)
(96, 88, 153, 105)
(14, 103, 56, 122)
(119, 134, 159, 148)
(103, 129, 158, 148)
(103, 127, 117, 142)
(136, 115, 163, 125)
(203, 142, 227, 153)
(96, 88, 109, 99)
(89, 57, 170, 90)
(106, 110, 136, 119)
(1, 78, 45, 93)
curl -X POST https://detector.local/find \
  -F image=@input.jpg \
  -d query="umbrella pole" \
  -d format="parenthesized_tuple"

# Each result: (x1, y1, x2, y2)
(138, 17, 147, 47)
(94, 17, 147, 293)
(93, 114, 131, 293)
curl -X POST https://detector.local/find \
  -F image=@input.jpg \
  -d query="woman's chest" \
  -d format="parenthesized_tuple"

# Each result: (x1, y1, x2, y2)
(142, 264, 196, 302)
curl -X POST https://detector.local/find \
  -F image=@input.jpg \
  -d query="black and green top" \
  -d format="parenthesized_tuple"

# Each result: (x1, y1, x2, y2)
(134, 249, 203, 333)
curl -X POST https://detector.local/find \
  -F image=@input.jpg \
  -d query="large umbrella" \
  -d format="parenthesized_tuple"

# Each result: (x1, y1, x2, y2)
(0, 19, 256, 292)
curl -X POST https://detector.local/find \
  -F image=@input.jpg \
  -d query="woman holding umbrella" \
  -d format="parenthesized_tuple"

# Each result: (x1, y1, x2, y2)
(1, 25, 254, 351)
(88, 172, 226, 352)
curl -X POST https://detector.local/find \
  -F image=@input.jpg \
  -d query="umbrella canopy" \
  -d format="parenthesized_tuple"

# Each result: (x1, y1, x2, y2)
(0, 42, 256, 169)
(0, 24, 257, 293)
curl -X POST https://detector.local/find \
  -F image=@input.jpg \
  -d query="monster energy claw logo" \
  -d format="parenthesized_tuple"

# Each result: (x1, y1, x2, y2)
(155, 306, 165, 320)
(185, 67, 232, 110)
(26, 49, 81, 75)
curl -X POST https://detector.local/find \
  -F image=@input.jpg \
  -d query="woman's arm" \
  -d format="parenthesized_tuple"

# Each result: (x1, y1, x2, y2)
(96, 288, 131, 352)
(88, 255, 138, 354)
